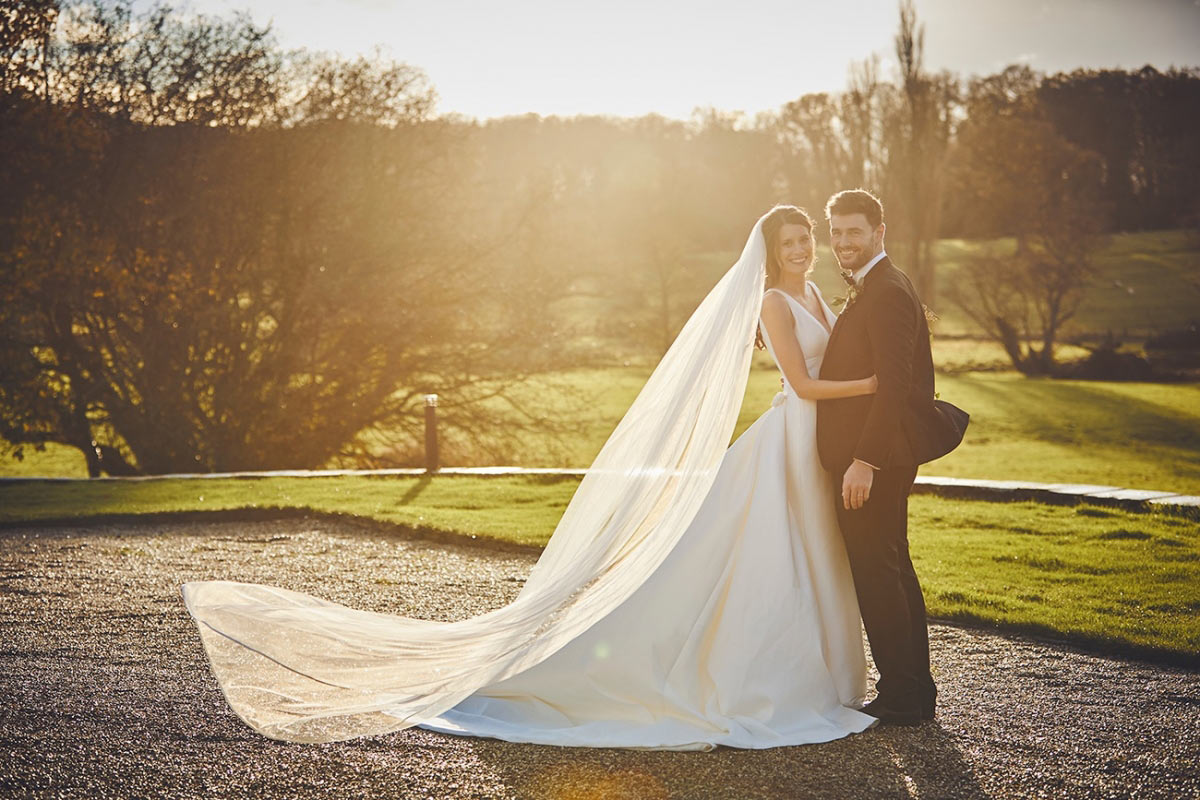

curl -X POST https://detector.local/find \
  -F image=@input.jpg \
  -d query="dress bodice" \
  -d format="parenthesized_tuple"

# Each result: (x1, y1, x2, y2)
(758, 284, 837, 388)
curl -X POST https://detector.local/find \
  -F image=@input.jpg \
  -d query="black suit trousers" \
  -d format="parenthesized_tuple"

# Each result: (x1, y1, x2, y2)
(833, 463, 934, 711)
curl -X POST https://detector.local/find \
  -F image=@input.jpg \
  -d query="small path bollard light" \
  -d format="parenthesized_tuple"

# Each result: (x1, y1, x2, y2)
(424, 394, 439, 472)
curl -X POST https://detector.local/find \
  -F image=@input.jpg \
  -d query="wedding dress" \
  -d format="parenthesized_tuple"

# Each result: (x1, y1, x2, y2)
(181, 213, 874, 748)
(416, 285, 873, 749)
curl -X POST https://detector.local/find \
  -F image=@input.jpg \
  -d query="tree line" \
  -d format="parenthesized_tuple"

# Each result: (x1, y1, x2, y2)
(2, 0, 1198, 474)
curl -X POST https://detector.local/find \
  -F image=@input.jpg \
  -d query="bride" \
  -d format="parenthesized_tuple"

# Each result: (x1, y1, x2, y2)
(182, 205, 882, 750)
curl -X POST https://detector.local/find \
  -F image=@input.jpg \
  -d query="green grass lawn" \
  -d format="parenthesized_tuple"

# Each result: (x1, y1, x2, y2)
(6, 366, 1199, 495)
(3, 474, 1196, 662)
(458, 365, 1200, 494)
(919, 374, 1200, 494)
(0, 441, 93, 478)
(0, 475, 575, 548)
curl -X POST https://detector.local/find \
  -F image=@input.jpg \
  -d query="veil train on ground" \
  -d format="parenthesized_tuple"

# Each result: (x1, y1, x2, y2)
(181, 213, 773, 743)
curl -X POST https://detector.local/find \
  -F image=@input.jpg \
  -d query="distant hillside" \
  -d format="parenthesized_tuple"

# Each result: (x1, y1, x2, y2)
(623, 228, 1196, 345)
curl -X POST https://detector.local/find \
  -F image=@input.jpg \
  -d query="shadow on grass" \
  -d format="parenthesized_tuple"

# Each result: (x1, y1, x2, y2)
(397, 474, 433, 506)
(960, 377, 1200, 452)
(928, 610, 1200, 670)
(0, 506, 545, 555)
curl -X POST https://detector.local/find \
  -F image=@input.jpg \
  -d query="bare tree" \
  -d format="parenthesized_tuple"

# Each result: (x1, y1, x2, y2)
(841, 55, 887, 191)
(0, 0, 59, 97)
(282, 47, 435, 128)
(947, 88, 1108, 374)
(45, 1, 284, 127)
(885, 0, 957, 303)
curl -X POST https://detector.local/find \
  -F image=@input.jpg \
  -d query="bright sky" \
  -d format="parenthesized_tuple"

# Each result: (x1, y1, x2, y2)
(151, 0, 1200, 120)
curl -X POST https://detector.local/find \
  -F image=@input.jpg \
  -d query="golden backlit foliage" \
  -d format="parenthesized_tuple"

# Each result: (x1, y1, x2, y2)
(1, 1, 578, 475)
(2, 0, 1198, 473)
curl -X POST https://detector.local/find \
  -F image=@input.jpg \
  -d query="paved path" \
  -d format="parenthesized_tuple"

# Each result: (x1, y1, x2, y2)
(1, 517, 1197, 799)
(3, 468, 1198, 514)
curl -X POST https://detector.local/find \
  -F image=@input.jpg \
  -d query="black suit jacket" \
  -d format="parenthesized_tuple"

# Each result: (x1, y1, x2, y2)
(817, 256, 956, 471)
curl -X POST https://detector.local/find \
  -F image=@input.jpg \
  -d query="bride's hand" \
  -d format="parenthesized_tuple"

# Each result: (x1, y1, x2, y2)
(863, 375, 879, 394)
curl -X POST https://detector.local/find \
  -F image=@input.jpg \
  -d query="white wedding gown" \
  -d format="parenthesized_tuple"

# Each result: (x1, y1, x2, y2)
(415, 285, 873, 750)
(181, 215, 872, 749)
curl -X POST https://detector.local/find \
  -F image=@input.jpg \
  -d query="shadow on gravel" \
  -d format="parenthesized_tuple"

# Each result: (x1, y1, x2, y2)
(463, 722, 985, 799)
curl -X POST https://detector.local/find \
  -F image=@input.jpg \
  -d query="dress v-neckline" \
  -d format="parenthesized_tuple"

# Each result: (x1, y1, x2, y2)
(766, 285, 834, 335)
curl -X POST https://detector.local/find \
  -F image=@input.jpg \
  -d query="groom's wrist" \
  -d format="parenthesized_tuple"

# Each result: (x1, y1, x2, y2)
(852, 458, 879, 471)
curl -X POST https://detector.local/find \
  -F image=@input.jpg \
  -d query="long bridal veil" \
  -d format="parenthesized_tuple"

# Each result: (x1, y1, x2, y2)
(181, 212, 771, 743)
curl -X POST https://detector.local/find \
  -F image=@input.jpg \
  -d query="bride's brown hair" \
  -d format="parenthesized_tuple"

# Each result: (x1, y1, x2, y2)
(755, 204, 816, 350)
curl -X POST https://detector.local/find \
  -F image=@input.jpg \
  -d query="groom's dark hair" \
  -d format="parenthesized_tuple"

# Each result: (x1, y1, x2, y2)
(825, 189, 884, 229)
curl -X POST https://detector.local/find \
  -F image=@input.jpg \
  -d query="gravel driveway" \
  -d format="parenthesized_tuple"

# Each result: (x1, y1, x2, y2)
(1, 516, 1196, 799)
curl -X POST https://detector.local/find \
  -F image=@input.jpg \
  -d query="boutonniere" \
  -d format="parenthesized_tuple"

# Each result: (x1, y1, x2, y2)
(832, 270, 861, 311)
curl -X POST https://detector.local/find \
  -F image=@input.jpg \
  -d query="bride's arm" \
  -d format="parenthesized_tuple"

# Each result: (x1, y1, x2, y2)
(760, 294, 877, 400)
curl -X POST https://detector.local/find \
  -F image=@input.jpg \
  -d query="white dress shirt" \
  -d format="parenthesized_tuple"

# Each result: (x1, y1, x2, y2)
(853, 250, 887, 285)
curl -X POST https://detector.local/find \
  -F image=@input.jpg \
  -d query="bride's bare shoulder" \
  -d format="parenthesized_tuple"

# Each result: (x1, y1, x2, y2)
(761, 290, 793, 325)
(762, 289, 790, 310)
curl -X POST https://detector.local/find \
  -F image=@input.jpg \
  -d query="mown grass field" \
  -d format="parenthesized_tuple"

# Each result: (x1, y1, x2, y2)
(410, 365, 1200, 493)
(2, 474, 1196, 662)
(7, 367, 1199, 494)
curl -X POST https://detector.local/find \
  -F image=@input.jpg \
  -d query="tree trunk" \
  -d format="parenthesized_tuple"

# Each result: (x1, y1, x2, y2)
(66, 406, 102, 478)
(995, 317, 1033, 374)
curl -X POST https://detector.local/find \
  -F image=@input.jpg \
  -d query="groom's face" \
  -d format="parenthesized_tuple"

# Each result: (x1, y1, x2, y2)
(829, 213, 884, 272)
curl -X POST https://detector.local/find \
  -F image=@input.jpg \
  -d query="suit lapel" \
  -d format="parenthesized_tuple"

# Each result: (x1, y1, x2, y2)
(825, 304, 849, 361)
(863, 256, 892, 289)
(824, 256, 892, 364)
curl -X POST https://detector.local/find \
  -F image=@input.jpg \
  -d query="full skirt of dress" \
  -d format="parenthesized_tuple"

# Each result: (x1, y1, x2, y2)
(415, 389, 874, 751)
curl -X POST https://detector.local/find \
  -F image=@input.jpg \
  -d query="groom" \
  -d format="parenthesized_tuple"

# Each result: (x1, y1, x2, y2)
(816, 189, 943, 726)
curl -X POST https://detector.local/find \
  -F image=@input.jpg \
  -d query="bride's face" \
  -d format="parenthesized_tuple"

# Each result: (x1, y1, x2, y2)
(775, 223, 814, 277)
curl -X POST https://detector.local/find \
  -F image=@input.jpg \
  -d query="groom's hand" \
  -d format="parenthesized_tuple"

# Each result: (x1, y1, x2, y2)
(842, 459, 876, 510)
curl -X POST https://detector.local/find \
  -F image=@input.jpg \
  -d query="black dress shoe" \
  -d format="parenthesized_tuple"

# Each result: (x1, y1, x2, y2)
(860, 697, 923, 726)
